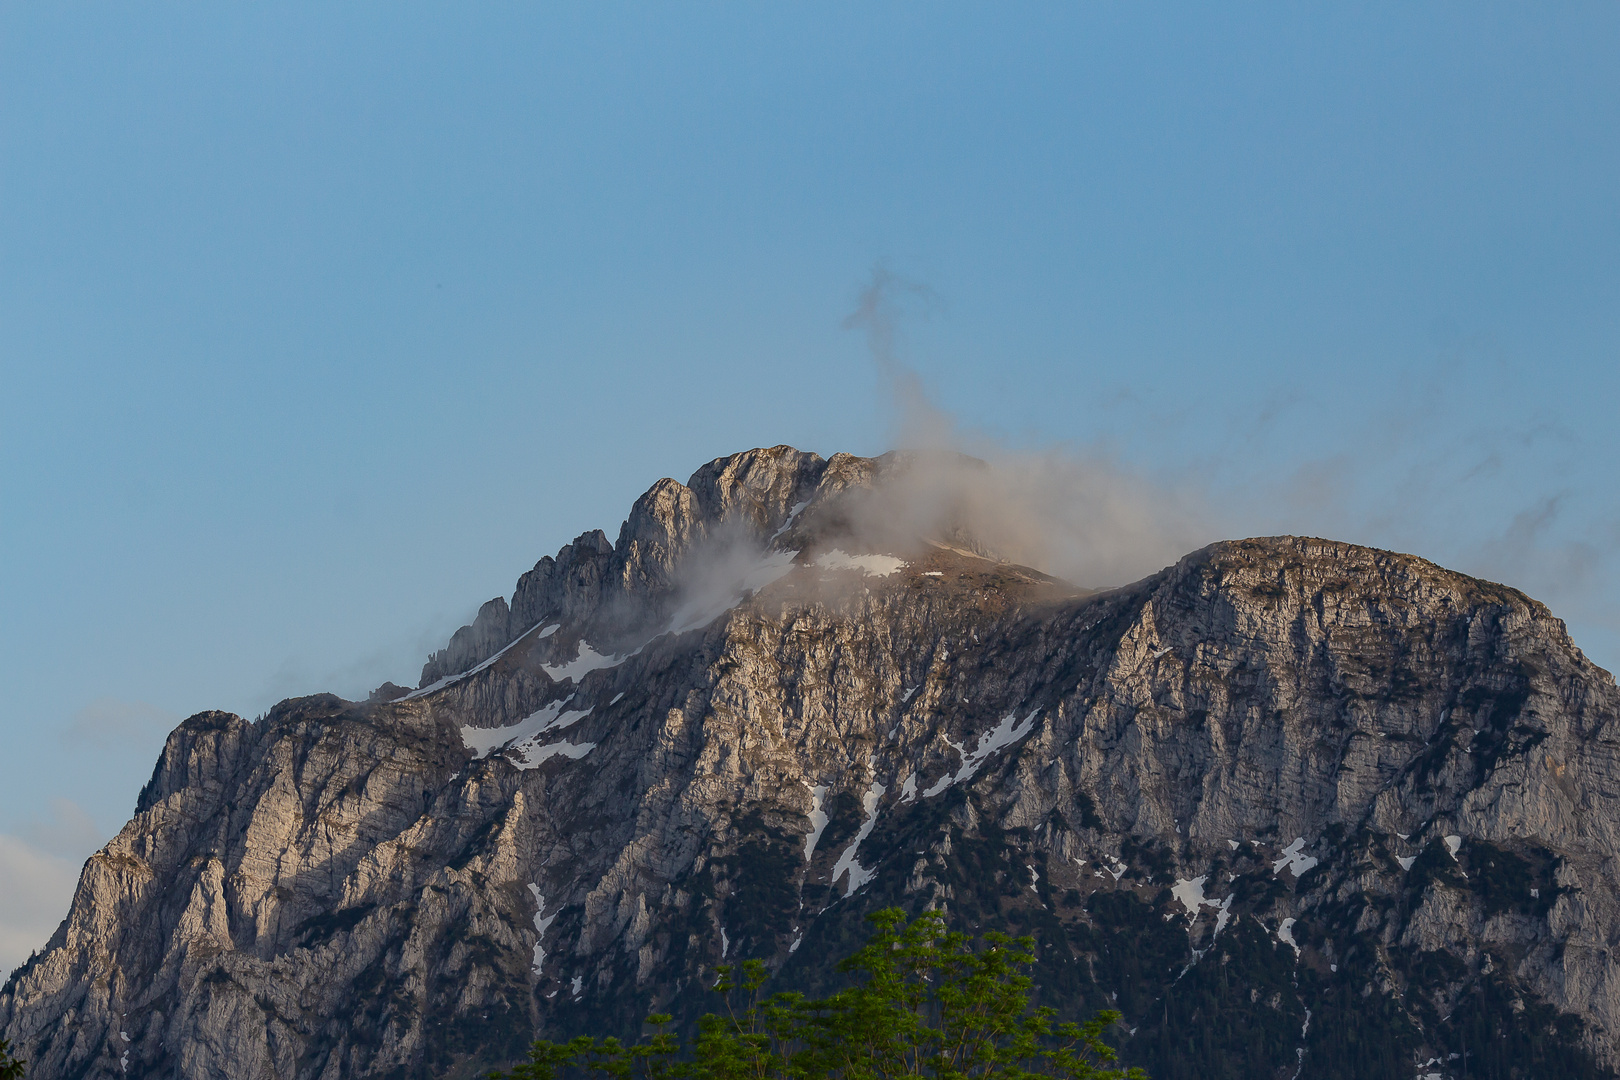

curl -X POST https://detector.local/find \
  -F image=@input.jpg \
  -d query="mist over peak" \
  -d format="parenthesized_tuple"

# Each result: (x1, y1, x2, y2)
(412, 439, 1202, 693)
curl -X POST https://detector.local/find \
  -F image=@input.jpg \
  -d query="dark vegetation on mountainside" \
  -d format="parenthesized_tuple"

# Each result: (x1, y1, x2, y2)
(0, 1039, 23, 1080)
(492, 908, 1144, 1080)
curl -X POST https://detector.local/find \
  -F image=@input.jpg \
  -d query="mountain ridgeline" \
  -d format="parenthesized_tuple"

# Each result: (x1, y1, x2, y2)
(4, 445, 1620, 1080)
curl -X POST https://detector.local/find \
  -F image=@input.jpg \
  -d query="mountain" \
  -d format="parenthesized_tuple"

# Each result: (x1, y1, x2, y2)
(5, 445, 1620, 1080)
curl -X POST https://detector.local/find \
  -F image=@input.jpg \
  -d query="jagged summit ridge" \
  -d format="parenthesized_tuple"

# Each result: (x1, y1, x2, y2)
(4, 446, 1619, 1080)
(421, 445, 916, 687)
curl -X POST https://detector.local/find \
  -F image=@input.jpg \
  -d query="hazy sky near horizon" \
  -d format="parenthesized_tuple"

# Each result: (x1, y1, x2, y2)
(2, 3, 1618, 972)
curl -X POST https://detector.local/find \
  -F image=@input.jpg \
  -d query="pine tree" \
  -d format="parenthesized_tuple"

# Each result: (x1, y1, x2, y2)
(493, 907, 1146, 1080)
(0, 1037, 25, 1080)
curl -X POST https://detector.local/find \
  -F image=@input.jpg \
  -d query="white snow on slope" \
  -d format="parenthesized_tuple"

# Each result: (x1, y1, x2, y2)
(803, 784, 830, 860)
(923, 709, 1041, 796)
(898, 774, 918, 803)
(1171, 875, 1210, 915)
(769, 501, 809, 541)
(513, 739, 595, 769)
(1171, 876, 1236, 935)
(667, 549, 800, 635)
(1212, 894, 1234, 935)
(460, 700, 591, 757)
(1272, 838, 1319, 877)
(1397, 855, 1416, 871)
(1278, 917, 1300, 957)
(543, 641, 630, 683)
(406, 621, 550, 700)
(527, 885, 557, 973)
(813, 549, 906, 577)
(831, 782, 886, 897)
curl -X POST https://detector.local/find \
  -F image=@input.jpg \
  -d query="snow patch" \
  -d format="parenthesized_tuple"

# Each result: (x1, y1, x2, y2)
(899, 774, 918, 803)
(460, 699, 592, 757)
(406, 621, 547, 699)
(609, 692, 624, 705)
(1227, 840, 1240, 850)
(922, 571, 943, 576)
(1171, 876, 1235, 935)
(1278, 917, 1300, 956)
(538, 623, 561, 639)
(543, 641, 630, 683)
(831, 782, 886, 897)
(512, 739, 595, 769)
(813, 549, 906, 577)
(803, 784, 830, 860)
(527, 885, 557, 973)
(720, 927, 730, 958)
(571, 976, 583, 998)
(922, 709, 1041, 797)
(1171, 875, 1210, 915)
(1213, 895, 1234, 935)
(1444, 834, 1463, 859)
(1272, 838, 1319, 877)
(901, 686, 917, 702)
(1397, 855, 1416, 871)
(769, 501, 809, 541)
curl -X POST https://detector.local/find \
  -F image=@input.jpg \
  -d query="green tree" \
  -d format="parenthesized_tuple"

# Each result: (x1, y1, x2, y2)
(0, 1037, 24, 1080)
(493, 908, 1145, 1080)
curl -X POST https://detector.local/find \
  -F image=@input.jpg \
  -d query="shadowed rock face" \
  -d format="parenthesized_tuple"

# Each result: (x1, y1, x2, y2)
(5, 446, 1619, 1080)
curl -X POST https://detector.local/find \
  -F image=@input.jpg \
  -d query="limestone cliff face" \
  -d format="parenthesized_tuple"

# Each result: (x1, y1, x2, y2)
(5, 446, 1619, 1080)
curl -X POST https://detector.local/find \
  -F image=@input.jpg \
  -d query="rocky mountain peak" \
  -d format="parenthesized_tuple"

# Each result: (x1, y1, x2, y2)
(6, 446, 1619, 1080)
(425, 446, 900, 687)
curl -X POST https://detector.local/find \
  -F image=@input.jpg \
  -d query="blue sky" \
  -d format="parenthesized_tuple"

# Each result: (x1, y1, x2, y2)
(2, 3, 1617, 971)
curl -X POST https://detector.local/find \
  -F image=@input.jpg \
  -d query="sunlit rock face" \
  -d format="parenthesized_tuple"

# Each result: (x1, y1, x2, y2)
(5, 445, 1619, 1080)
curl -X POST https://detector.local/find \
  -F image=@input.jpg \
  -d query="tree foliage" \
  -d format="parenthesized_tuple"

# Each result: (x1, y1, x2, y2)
(0, 1038, 24, 1080)
(492, 908, 1145, 1080)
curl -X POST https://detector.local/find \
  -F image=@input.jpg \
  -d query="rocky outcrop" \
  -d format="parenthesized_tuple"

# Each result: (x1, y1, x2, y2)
(420, 598, 515, 687)
(5, 446, 1619, 1080)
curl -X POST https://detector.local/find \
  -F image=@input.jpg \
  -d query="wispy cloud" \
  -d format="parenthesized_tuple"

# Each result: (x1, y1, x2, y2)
(63, 697, 177, 747)
(842, 266, 1620, 668)
(840, 266, 1218, 587)
(0, 798, 102, 978)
